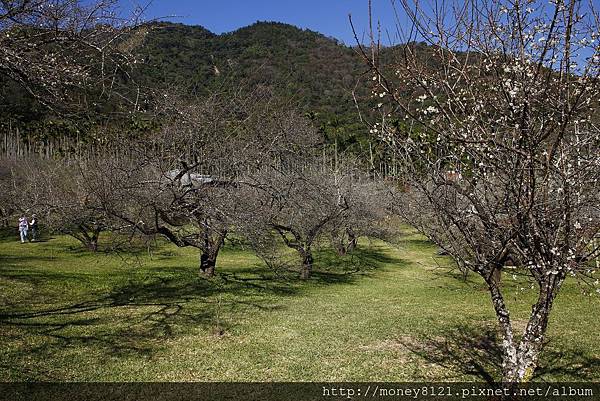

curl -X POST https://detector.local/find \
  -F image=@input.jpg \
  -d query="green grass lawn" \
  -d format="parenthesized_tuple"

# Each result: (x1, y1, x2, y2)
(0, 231, 598, 382)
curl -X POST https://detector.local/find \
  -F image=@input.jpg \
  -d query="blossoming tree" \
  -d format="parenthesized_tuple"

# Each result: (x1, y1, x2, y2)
(355, 0, 600, 382)
(0, 0, 144, 111)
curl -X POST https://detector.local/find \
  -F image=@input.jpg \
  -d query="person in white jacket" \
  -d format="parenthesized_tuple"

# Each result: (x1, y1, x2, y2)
(18, 216, 28, 243)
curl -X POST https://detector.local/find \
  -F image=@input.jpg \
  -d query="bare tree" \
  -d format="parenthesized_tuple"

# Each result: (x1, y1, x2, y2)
(355, 0, 600, 382)
(327, 163, 395, 256)
(29, 159, 111, 250)
(83, 133, 235, 276)
(250, 165, 348, 279)
(1, 157, 112, 249)
(88, 86, 321, 277)
(0, 159, 18, 227)
(239, 158, 392, 279)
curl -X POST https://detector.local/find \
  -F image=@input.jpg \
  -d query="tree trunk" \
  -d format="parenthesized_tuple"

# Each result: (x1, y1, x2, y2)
(70, 226, 101, 252)
(492, 267, 502, 285)
(200, 252, 217, 277)
(486, 280, 520, 383)
(87, 239, 99, 252)
(300, 248, 313, 280)
(88, 228, 101, 252)
(199, 230, 226, 277)
(346, 228, 358, 253)
(489, 272, 565, 384)
(511, 275, 564, 382)
(336, 228, 357, 256)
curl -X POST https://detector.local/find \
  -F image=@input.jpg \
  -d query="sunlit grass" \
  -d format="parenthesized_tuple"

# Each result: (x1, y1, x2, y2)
(0, 230, 598, 382)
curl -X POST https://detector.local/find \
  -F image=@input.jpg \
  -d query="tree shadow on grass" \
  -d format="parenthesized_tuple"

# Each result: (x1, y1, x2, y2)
(215, 244, 406, 287)
(0, 244, 406, 380)
(310, 244, 406, 282)
(0, 227, 18, 241)
(399, 324, 600, 383)
(401, 237, 436, 249)
(0, 273, 283, 379)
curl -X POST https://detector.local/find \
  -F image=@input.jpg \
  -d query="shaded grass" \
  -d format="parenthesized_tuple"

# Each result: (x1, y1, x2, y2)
(0, 233, 598, 382)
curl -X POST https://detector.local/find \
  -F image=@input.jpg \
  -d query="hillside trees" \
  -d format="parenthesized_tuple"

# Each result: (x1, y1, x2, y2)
(1, 17, 380, 158)
(358, 0, 600, 383)
(133, 21, 372, 155)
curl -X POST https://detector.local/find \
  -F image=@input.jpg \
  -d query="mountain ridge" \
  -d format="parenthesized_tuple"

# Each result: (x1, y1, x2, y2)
(2, 20, 377, 153)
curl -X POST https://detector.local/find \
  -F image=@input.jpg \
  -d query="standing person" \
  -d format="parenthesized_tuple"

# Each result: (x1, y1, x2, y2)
(18, 216, 28, 243)
(29, 214, 38, 242)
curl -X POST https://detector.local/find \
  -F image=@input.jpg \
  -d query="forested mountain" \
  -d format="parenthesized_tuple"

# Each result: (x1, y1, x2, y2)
(1, 21, 383, 153)
(137, 22, 363, 114)
(134, 21, 372, 150)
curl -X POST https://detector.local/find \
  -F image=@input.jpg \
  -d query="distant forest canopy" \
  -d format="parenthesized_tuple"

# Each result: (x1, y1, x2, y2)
(1, 21, 402, 158)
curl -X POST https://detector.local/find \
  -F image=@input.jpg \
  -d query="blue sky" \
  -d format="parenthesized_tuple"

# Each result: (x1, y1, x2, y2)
(128, 0, 401, 45)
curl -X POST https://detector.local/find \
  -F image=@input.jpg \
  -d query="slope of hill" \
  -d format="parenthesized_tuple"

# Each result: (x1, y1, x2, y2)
(133, 21, 372, 152)
(1, 21, 377, 153)
(137, 22, 365, 116)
